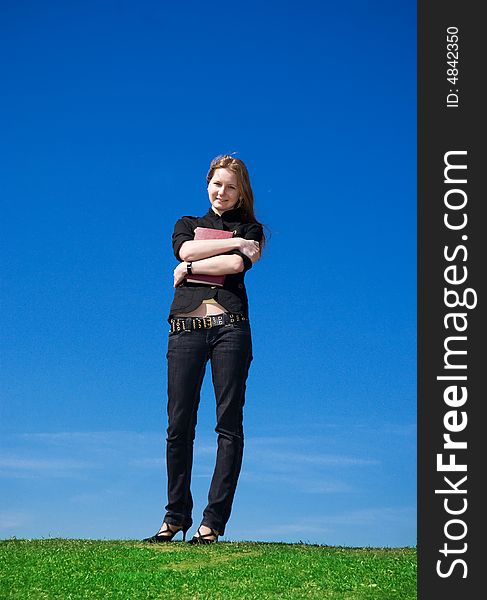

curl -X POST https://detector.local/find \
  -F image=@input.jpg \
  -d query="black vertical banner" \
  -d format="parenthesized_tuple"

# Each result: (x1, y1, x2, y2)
(418, 1, 484, 598)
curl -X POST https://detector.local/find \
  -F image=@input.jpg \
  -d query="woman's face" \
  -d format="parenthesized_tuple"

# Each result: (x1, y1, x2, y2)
(207, 168, 240, 215)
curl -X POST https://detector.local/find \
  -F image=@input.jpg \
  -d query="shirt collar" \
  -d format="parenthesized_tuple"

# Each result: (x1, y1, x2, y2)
(207, 206, 243, 222)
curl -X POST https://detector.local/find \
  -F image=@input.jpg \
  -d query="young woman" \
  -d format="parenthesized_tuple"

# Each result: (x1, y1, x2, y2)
(144, 155, 265, 544)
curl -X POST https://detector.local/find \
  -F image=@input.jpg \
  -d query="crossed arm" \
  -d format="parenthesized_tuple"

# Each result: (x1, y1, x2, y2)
(173, 237, 261, 287)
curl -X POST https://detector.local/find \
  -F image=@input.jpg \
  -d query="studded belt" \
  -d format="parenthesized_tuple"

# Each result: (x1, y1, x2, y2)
(170, 312, 248, 333)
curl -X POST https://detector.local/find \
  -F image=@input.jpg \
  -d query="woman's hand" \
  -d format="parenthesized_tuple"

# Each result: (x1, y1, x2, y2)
(238, 239, 260, 262)
(173, 262, 188, 287)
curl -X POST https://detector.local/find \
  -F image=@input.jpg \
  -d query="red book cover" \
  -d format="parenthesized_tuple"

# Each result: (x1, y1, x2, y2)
(185, 227, 234, 287)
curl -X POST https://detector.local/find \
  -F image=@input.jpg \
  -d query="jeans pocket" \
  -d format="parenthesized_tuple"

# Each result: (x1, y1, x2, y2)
(225, 320, 251, 333)
(168, 328, 191, 338)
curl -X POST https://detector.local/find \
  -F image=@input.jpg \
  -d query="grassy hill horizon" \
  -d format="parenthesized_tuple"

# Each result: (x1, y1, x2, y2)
(1, 538, 416, 599)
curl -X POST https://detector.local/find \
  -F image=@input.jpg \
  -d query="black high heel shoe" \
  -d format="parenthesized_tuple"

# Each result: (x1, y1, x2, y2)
(143, 522, 189, 543)
(188, 526, 219, 545)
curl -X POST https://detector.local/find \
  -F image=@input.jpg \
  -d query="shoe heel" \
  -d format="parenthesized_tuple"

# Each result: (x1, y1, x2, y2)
(188, 526, 219, 545)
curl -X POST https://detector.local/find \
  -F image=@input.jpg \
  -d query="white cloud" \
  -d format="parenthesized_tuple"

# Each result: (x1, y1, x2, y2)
(252, 450, 378, 467)
(240, 471, 353, 493)
(0, 510, 30, 531)
(246, 506, 416, 537)
(16, 431, 164, 448)
(0, 457, 91, 470)
(128, 457, 164, 468)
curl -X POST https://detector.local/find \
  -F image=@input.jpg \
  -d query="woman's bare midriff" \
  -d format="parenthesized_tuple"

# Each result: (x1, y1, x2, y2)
(174, 299, 228, 318)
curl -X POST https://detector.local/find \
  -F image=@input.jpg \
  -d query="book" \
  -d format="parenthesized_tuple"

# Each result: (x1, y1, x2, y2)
(185, 227, 235, 287)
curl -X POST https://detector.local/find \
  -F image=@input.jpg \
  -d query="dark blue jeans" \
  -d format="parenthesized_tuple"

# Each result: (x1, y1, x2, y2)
(163, 318, 253, 535)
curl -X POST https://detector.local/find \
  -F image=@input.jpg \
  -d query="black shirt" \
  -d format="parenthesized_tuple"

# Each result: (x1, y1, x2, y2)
(168, 207, 263, 320)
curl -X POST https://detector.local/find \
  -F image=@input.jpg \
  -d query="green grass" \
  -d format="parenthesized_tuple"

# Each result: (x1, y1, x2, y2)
(0, 539, 416, 599)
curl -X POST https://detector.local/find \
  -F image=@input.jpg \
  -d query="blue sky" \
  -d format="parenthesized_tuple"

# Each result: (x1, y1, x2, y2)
(0, 0, 416, 547)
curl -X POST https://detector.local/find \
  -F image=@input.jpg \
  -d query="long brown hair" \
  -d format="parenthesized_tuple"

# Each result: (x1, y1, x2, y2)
(206, 154, 267, 250)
